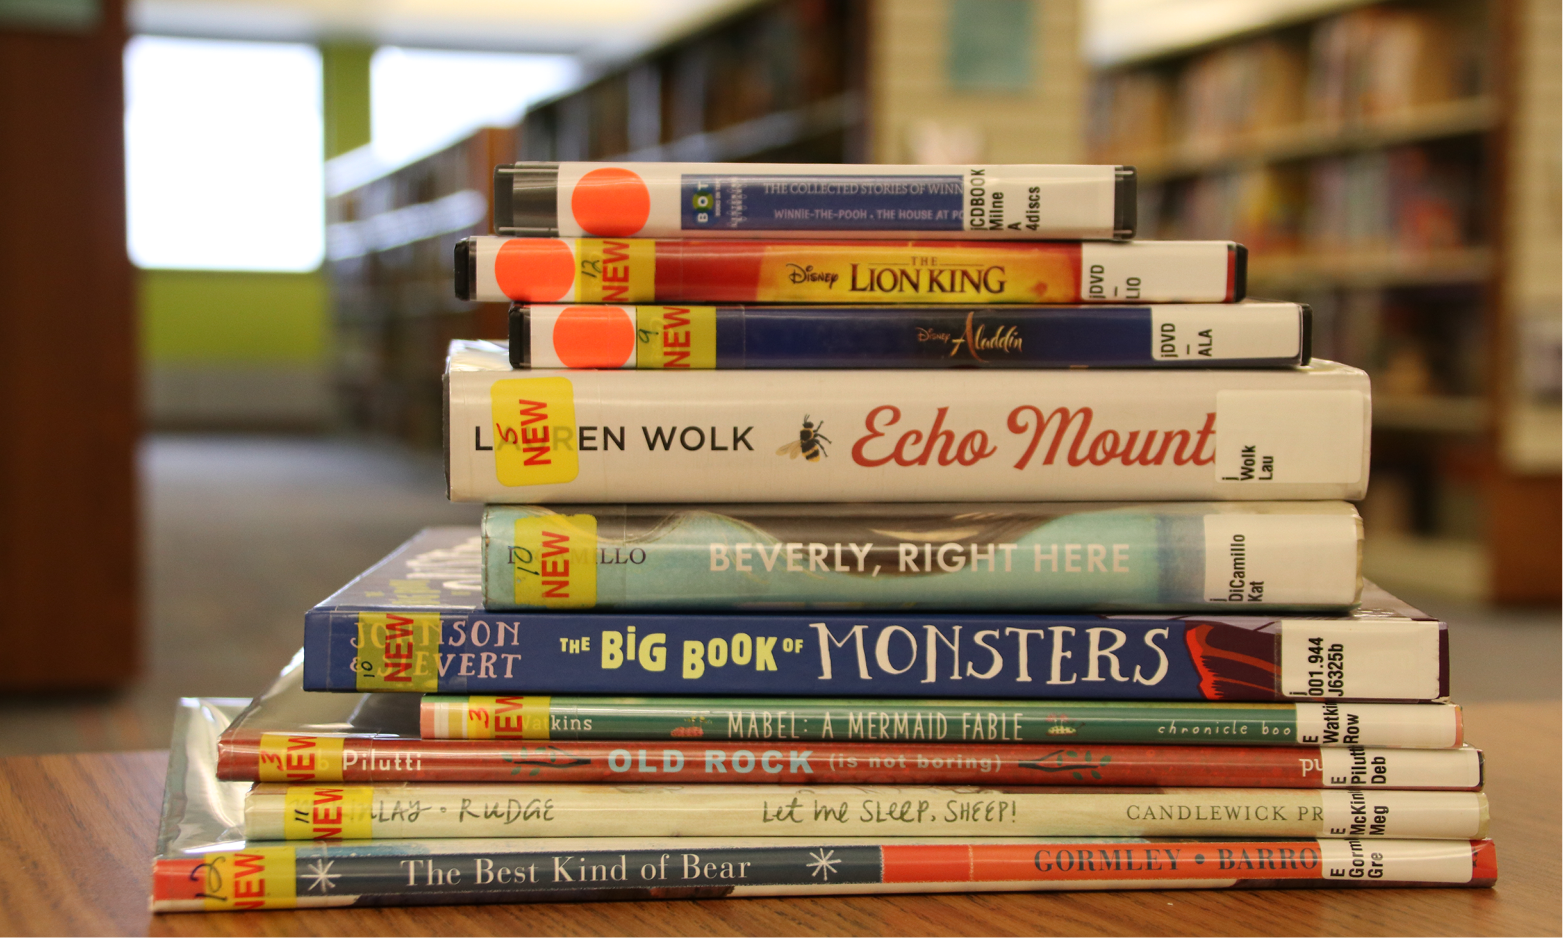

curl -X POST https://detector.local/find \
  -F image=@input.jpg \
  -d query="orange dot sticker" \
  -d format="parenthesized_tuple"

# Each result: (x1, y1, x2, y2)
(495, 239, 576, 302)
(553, 306, 636, 368)
(570, 167, 651, 237)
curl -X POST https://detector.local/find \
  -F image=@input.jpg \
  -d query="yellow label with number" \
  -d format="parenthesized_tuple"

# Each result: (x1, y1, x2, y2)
(512, 514, 597, 608)
(459, 696, 553, 739)
(463, 695, 498, 739)
(282, 785, 374, 840)
(258, 734, 345, 782)
(355, 612, 440, 692)
(201, 847, 297, 910)
(491, 377, 579, 487)
(575, 238, 655, 302)
(635, 305, 716, 368)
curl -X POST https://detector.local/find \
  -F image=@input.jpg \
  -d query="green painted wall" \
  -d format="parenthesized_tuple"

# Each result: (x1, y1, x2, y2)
(322, 42, 373, 158)
(140, 43, 372, 368)
(140, 269, 327, 363)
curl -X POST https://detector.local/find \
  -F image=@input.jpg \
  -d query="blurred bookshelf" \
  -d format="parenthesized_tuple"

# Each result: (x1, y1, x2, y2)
(517, 0, 869, 164)
(1088, 0, 1560, 603)
(324, 0, 1085, 451)
(327, 128, 514, 447)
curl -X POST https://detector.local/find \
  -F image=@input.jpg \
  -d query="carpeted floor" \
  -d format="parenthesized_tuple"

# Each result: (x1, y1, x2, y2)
(0, 434, 1555, 756)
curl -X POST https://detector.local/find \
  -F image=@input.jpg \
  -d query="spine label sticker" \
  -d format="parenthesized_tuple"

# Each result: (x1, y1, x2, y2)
(1318, 747, 1481, 790)
(1318, 838, 1478, 884)
(1318, 790, 1484, 839)
(511, 514, 598, 608)
(1080, 241, 1230, 302)
(491, 377, 579, 487)
(1215, 390, 1366, 485)
(1280, 619, 1442, 700)
(1202, 513, 1361, 606)
(1293, 702, 1460, 749)
(1151, 304, 1300, 361)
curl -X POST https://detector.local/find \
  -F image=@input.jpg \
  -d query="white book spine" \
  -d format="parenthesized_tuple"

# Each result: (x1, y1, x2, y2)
(550, 163, 1122, 240)
(446, 346, 1371, 503)
(247, 783, 1487, 841)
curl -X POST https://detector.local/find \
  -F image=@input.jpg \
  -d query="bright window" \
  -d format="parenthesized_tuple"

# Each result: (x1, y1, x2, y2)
(370, 47, 579, 168)
(125, 36, 324, 271)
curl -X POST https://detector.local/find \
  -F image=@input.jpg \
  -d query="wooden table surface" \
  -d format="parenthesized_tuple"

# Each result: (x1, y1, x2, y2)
(0, 701, 1556, 937)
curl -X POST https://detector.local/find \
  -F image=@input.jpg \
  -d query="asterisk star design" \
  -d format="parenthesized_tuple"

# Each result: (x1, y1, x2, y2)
(806, 848, 840, 881)
(303, 858, 341, 893)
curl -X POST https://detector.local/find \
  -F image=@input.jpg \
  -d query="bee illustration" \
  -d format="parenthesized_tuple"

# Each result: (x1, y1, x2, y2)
(776, 415, 831, 461)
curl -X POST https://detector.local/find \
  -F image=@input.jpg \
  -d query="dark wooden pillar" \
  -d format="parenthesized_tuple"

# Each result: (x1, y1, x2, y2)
(0, 0, 139, 690)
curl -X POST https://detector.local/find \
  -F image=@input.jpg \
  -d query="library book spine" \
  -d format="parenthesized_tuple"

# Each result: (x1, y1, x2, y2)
(493, 162, 1136, 240)
(301, 608, 1449, 700)
(444, 348, 1371, 503)
(216, 733, 1483, 789)
(150, 837, 1498, 911)
(243, 783, 1489, 841)
(508, 302, 1311, 370)
(477, 502, 1362, 612)
(421, 696, 1464, 750)
(453, 237, 1245, 305)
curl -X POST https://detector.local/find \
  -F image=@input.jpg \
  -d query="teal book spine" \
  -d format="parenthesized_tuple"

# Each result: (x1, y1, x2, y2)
(481, 502, 1362, 612)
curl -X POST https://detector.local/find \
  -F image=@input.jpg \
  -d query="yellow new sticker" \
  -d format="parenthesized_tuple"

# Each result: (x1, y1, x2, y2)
(491, 377, 579, 487)
(460, 696, 552, 739)
(575, 238, 655, 302)
(258, 734, 346, 782)
(494, 695, 552, 739)
(201, 847, 297, 911)
(512, 514, 597, 608)
(282, 785, 374, 840)
(355, 612, 441, 692)
(636, 306, 716, 369)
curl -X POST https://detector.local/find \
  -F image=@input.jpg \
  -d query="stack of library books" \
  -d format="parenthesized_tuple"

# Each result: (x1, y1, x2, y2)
(151, 161, 1493, 913)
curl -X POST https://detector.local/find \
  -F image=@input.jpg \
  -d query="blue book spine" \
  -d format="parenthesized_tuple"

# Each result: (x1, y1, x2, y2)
(300, 608, 1446, 702)
(509, 302, 1309, 369)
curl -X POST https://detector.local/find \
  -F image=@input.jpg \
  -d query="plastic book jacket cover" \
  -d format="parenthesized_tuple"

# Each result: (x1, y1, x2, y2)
(154, 697, 1494, 911)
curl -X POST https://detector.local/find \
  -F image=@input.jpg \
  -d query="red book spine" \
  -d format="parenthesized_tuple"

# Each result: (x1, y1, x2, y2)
(217, 733, 1477, 789)
(468, 236, 1242, 304)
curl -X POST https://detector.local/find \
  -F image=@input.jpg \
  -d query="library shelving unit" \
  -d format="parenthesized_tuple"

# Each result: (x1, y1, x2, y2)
(517, 0, 1084, 167)
(327, 128, 514, 447)
(325, 0, 1085, 450)
(1087, 0, 1560, 603)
